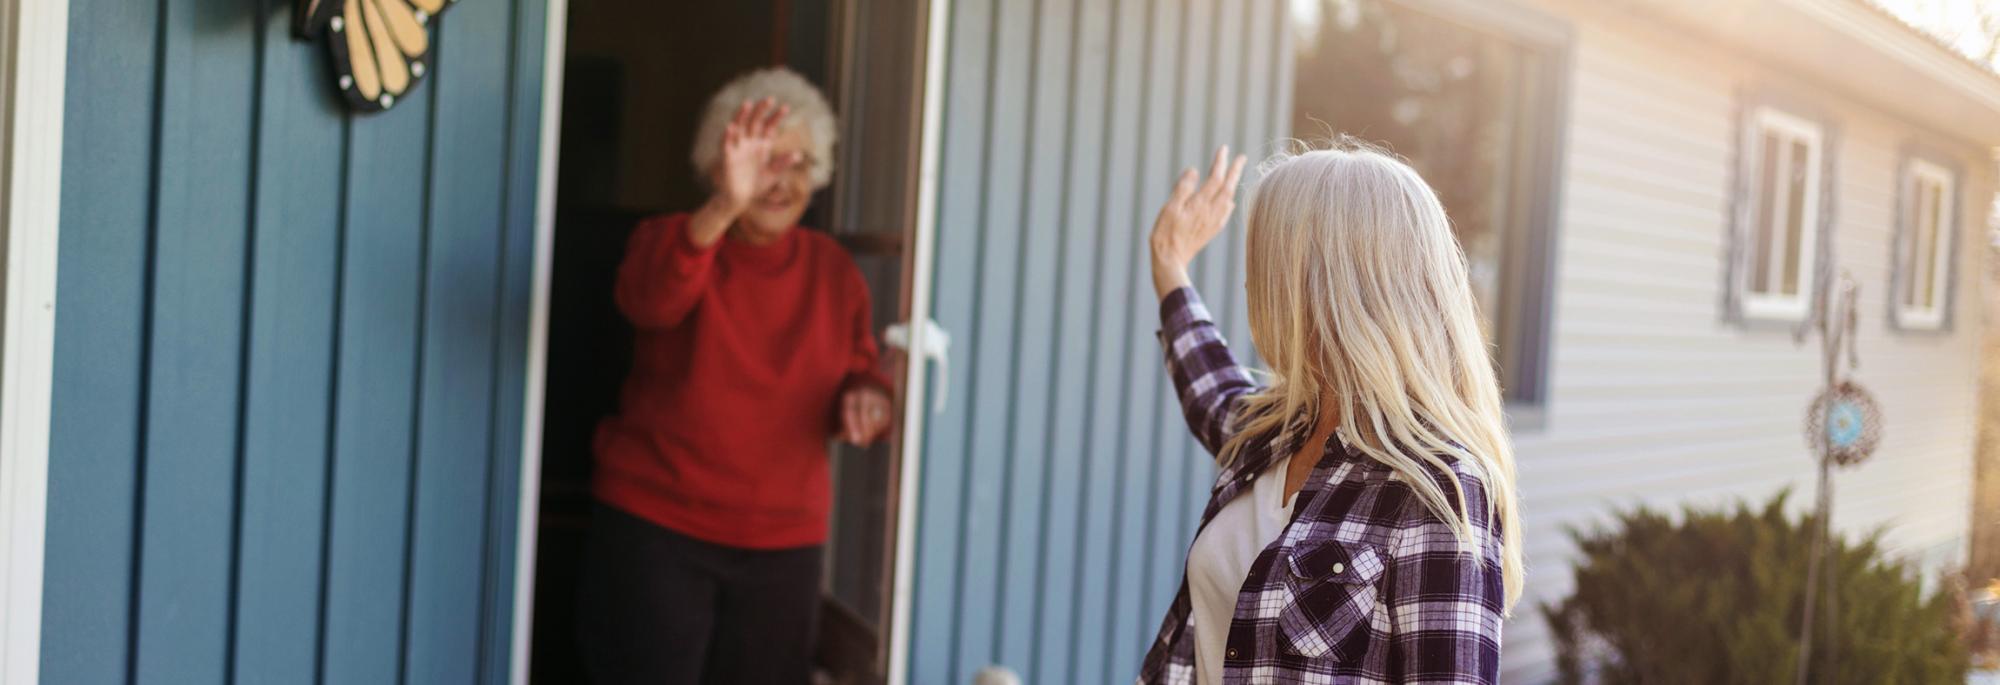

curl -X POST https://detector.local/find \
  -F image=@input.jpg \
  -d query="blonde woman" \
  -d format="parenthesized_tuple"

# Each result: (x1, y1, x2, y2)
(1138, 142, 1522, 684)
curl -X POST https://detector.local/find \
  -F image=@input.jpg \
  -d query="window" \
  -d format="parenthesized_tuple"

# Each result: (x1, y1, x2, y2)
(1288, 0, 1569, 410)
(1734, 106, 1825, 322)
(1891, 157, 1957, 330)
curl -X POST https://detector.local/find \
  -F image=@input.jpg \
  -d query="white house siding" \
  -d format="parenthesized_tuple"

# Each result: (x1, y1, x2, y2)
(1504, 3, 1992, 681)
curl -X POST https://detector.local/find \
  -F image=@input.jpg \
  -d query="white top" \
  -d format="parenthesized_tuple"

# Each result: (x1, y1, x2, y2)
(1187, 455, 1296, 685)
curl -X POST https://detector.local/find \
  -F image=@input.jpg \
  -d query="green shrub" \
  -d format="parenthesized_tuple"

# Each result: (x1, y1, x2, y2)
(1541, 490, 1967, 684)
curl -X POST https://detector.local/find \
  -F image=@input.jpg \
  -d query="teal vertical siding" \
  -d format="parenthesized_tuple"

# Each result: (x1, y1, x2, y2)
(908, 1, 1288, 682)
(45, 0, 550, 681)
(322, 35, 436, 685)
(41, 0, 158, 681)
(232, 2, 345, 683)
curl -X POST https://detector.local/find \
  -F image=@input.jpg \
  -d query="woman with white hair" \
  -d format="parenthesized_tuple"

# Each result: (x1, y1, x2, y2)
(579, 67, 893, 685)
(1139, 142, 1521, 684)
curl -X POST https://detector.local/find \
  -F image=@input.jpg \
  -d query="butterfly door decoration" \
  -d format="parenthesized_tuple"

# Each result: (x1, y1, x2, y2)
(295, 0, 456, 112)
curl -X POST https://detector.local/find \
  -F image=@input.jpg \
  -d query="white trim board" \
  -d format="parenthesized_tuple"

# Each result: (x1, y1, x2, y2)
(885, 0, 949, 682)
(507, 0, 566, 679)
(0, 0, 68, 679)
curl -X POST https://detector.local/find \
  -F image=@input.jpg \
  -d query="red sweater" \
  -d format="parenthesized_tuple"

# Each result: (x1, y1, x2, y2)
(594, 213, 890, 549)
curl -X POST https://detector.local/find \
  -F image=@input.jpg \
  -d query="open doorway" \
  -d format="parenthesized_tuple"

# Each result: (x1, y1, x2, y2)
(530, 1, 932, 682)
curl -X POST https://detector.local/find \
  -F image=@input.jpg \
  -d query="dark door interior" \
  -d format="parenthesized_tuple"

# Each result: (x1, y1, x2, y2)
(532, 1, 928, 682)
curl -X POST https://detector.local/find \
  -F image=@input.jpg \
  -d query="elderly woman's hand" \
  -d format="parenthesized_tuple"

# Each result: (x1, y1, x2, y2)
(1149, 145, 1247, 299)
(838, 386, 894, 446)
(691, 97, 796, 245)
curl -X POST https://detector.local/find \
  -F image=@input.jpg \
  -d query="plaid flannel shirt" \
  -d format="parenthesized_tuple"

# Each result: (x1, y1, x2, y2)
(1136, 287, 1505, 685)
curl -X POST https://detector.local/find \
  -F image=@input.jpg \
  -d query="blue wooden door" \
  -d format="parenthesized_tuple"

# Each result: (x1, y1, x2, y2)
(43, 0, 550, 682)
(906, 0, 1291, 682)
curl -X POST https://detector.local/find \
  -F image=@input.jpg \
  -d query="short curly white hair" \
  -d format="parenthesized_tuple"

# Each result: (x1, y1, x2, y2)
(690, 67, 839, 189)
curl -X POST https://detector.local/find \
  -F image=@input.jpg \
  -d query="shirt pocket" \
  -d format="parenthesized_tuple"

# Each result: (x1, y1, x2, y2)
(1276, 539, 1385, 660)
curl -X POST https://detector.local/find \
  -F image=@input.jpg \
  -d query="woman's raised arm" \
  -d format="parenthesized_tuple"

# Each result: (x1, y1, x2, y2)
(616, 98, 792, 329)
(1151, 146, 1252, 458)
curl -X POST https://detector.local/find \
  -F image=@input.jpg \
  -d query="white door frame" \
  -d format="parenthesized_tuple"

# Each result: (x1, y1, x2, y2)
(511, 0, 945, 681)
(508, 0, 568, 680)
(0, 0, 69, 679)
(883, 0, 949, 682)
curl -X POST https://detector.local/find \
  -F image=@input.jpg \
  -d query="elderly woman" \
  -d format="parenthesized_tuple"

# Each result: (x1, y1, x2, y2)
(1139, 143, 1522, 684)
(579, 67, 893, 685)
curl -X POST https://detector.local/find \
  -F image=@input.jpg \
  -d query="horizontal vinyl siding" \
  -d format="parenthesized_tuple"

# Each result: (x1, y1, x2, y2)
(1503, 7, 1988, 681)
(907, 0, 1283, 682)
(44, 0, 548, 682)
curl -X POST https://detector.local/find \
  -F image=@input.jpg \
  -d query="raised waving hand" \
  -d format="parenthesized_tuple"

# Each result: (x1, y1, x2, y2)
(1149, 145, 1248, 299)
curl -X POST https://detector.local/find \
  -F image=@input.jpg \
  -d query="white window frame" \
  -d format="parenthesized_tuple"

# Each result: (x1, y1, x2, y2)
(1737, 106, 1825, 323)
(1893, 158, 1955, 330)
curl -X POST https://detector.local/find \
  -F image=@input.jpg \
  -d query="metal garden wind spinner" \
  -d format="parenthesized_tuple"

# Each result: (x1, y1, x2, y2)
(1804, 276, 1882, 467)
(1793, 271, 1882, 685)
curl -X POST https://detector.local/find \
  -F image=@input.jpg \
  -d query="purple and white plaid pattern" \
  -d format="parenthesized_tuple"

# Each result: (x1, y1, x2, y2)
(1138, 287, 1504, 685)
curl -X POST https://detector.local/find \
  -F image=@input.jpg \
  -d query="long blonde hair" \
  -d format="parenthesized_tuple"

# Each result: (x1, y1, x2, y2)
(1226, 140, 1523, 610)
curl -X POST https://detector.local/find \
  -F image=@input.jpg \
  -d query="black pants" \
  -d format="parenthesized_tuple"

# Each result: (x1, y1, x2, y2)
(577, 503, 823, 685)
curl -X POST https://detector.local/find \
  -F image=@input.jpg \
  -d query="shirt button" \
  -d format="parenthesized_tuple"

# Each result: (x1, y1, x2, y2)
(1240, 472, 1255, 484)
(1225, 648, 1239, 660)
(1331, 562, 1345, 574)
